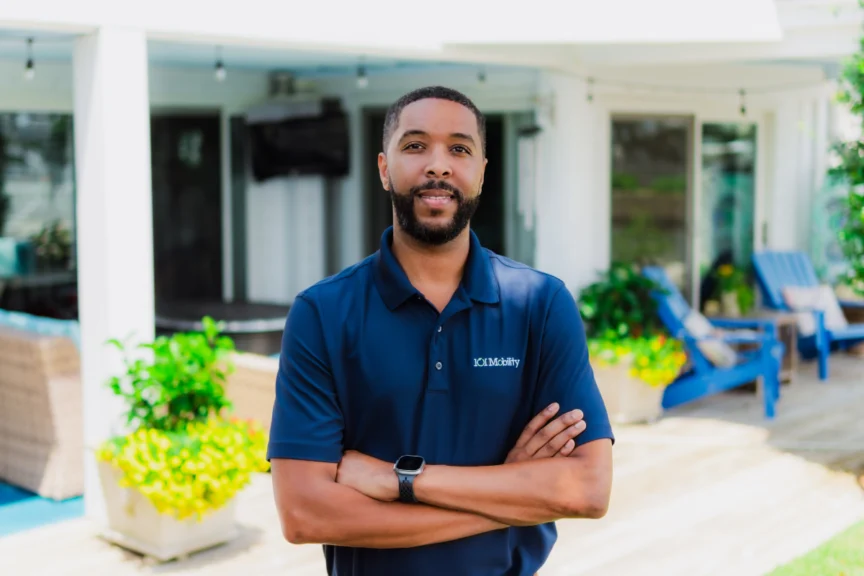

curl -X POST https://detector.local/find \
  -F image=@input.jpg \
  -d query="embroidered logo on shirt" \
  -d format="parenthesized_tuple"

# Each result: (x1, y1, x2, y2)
(474, 357, 520, 368)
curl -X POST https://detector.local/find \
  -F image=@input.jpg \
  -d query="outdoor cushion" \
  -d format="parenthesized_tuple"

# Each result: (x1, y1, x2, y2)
(682, 311, 738, 368)
(782, 284, 848, 337)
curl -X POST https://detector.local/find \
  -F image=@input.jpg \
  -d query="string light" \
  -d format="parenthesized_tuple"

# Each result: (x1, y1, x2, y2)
(214, 46, 226, 82)
(356, 64, 368, 89)
(24, 38, 34, 81)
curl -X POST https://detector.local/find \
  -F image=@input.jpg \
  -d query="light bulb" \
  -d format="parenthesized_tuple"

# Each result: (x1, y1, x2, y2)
(24, 59, 34, 80)
(214, 62, 226, 82)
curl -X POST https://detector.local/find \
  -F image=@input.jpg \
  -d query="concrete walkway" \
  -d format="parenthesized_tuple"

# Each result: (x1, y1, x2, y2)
(1, 357, 863, 576)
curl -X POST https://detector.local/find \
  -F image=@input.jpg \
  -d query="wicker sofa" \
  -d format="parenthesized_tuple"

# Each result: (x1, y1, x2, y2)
(0, 310, 279, 501)
(0, 325, 83, 500)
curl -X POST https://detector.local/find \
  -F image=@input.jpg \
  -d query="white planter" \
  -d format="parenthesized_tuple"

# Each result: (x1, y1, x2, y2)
(97, 460, 239, 563)
(721, 291, 740, 317)
(594, 365, 666, 425)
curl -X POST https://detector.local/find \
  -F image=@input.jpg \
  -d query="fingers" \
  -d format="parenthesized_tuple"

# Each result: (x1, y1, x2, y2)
(513, 403, 560, 449)
(546, 422, 586, 458)
(555, 438, 576, 457)
(524, 408, 585, 457)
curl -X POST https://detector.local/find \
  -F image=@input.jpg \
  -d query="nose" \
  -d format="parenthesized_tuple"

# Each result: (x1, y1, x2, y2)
(424, 146, 452, 179)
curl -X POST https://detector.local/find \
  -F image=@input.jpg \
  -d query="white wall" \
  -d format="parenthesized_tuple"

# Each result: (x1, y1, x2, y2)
(534, 62, 833, 293)
(245, 176, 326, 304)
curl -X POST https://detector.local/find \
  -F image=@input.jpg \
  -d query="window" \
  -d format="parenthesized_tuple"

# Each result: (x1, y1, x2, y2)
(0, 113, 77, 319)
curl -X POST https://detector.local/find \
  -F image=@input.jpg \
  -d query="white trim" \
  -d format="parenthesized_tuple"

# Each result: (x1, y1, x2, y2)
(691, 116, 703, 307)
(220, 109, 233, 301)
(755, 112, 771, 252)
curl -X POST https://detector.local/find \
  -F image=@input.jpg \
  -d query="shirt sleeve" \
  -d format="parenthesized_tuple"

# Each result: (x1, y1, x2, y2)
(533, 284, 615, 447)
(266, 293, 344, 463)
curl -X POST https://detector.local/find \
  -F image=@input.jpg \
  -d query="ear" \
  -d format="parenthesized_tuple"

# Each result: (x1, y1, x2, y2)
(378, 152, 390, 191)
(479, 156, 488, 195)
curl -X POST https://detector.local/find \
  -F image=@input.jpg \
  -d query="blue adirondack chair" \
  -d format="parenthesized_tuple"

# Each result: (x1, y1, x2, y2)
(642, 266, 785, 418)
(752, 250, 864, 380)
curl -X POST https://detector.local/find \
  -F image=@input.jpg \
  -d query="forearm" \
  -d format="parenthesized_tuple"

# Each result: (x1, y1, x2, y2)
(413, 454, 609, 526)
(280, 480, 506, 549)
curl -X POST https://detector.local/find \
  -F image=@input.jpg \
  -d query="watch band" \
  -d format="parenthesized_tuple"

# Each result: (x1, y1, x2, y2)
(398, 474, 417, 503)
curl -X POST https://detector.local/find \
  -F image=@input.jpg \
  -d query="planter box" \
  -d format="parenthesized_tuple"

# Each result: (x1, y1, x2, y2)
(97, 460, 239, 563)
(594, 365, 665, 425)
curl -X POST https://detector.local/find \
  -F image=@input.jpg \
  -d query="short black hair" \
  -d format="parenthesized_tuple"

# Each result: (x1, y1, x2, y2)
(382, 86, 486, 156)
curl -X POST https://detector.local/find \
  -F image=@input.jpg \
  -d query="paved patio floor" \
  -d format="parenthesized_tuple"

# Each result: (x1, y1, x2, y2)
(1, 356, 863, 576)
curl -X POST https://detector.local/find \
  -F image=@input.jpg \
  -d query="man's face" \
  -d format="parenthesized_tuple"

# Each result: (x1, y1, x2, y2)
(378, 98, 487, 246)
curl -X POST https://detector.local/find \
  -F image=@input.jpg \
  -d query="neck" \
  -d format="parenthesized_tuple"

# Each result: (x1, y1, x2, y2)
(390, 225, 471, 288)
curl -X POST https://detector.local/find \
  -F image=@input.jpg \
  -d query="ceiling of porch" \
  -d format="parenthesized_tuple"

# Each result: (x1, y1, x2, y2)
(0, 0, 859, 78)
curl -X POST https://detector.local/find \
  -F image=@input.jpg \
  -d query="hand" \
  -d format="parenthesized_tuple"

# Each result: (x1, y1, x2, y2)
(336, 450, 399, 502)
(505, 403, 585, 464)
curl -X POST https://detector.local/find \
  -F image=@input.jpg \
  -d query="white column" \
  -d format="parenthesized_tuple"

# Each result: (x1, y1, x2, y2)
(73, 27, 154, 521)
(533, 72, 604, 291)
(768, 100, 802, 250)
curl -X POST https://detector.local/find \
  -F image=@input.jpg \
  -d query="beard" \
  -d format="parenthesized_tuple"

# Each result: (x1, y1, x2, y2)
(388, 178, 481, 246)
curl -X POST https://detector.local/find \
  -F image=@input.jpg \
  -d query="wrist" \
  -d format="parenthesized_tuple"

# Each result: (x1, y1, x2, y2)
(393, 455, 426, 503)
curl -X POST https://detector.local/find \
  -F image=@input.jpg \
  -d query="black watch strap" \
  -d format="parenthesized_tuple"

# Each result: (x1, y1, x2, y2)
(397, 474, 417, 503)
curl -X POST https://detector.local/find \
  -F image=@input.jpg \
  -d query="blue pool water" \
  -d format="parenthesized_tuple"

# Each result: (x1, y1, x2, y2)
(0, 482, 84, 537)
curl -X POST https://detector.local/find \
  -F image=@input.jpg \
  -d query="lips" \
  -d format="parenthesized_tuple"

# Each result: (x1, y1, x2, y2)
(416, 190, 455, 199)
(416, 191, 455, 207)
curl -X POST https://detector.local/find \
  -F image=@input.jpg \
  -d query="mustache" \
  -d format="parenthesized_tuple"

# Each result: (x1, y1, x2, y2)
(410, 180, 463, 201)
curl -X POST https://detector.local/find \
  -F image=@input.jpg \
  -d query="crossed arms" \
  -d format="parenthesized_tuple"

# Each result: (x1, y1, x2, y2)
(271, 406, 612, 549)
(271, 287, 613, 549)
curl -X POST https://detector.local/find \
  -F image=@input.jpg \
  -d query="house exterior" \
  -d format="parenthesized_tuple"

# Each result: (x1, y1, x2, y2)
(0, 0, 861, 518)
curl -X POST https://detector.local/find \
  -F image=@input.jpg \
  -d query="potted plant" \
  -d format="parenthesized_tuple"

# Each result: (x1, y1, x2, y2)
(711, 264, 756, 317)
(30, 219, 73, 271)
(578, 263, 688, 424)
(94, 316, 270, 562)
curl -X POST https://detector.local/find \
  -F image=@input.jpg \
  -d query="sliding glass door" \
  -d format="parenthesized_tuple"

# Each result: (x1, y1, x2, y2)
(697, 122, 757, 310)
(610, 115, 759, 307)
(610, 116, 693, 299)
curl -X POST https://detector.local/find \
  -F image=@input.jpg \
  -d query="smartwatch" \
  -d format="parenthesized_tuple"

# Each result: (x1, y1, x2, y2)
(393, 455, 425, 503)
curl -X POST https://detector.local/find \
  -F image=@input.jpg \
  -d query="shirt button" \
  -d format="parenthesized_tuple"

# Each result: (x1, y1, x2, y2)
(435, 361, 443, 370)
(437, 326, 442, 333)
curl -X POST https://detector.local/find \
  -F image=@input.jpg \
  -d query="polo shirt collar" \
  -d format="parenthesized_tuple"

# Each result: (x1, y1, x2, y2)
(373, 226, 499, 311)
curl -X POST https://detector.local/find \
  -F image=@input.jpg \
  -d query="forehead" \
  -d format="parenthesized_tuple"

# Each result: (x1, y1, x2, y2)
(394, 98, 479, 139)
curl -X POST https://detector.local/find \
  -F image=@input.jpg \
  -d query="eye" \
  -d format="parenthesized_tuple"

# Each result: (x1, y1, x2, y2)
(403, 142, 425, 151)
(452, 145, 471, 155)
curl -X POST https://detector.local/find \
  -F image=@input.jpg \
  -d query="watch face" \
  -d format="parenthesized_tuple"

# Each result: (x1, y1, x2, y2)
(394, 455, 424, 473)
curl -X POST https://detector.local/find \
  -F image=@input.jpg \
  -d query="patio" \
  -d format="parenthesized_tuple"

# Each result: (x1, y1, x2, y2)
(0, 355, 862, 576)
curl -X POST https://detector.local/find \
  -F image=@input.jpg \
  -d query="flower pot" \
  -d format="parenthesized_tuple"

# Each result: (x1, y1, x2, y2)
(97, 460, 239, 563)
(721, 291, 740, 317)
(594, 364, 665, 424)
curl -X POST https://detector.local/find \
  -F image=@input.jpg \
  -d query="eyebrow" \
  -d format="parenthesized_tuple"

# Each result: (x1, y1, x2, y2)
(398, 130, 476, 146)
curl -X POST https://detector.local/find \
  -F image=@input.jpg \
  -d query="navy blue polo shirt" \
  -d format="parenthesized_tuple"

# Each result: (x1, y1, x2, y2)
(268, 226, 614, 576)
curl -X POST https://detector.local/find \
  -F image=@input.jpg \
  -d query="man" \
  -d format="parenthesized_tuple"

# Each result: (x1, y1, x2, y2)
(268, 86, 614, 576)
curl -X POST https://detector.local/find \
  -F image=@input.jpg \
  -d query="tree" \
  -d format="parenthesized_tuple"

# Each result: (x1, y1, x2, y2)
(831, 2, 864, 296)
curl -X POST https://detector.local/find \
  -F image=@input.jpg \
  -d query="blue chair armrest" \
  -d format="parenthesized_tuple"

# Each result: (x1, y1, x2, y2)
(839, 299, 864, 309)
(710, 317, 777, 331)
(716, 332, 776, 345)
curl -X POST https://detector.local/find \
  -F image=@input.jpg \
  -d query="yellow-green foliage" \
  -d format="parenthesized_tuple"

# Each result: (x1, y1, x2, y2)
(97, 417, 270, 521)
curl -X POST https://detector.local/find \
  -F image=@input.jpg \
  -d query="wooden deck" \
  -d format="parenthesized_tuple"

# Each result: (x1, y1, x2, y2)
(2, 356, 863, 576)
